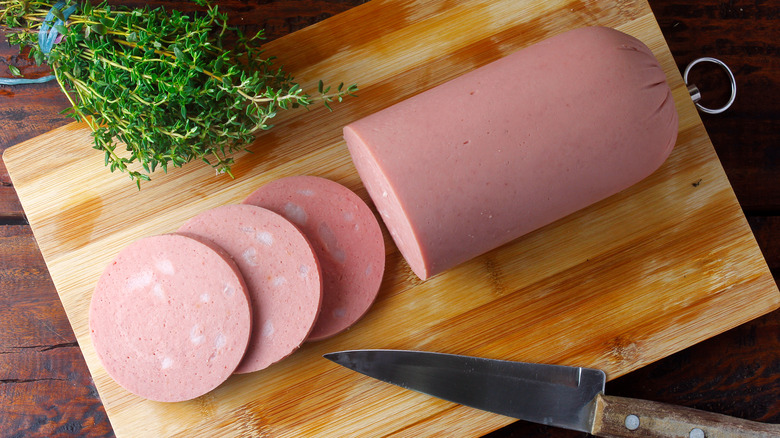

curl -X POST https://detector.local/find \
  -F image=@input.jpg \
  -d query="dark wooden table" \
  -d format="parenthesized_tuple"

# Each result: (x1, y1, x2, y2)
(1, 1, 777, 436)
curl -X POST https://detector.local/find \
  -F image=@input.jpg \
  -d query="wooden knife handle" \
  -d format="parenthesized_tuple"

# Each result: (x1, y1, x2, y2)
(591, 394, 780, 438)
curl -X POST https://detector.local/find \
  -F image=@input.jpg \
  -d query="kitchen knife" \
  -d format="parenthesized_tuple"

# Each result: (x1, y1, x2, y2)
(324, 349, 780, 438)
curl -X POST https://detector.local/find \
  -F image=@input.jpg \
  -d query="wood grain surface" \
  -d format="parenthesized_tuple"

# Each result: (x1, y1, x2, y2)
(1, 0, 778, 437)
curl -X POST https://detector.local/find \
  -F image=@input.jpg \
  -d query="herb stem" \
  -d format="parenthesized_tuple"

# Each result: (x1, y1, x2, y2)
(1, 0, 357, 186)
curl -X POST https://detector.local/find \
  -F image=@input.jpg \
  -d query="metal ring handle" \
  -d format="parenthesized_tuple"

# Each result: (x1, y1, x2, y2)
(683, 57, 737, 115)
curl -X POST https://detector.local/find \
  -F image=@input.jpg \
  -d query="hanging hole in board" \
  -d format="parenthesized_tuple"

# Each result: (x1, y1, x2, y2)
(683, 57, 736, 115)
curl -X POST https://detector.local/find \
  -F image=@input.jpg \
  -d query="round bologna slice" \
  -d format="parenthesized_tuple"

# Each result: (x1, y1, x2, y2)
(243, 175, 385, 341)
(89, 233, 252, 402)
(178, 204, 322, 373)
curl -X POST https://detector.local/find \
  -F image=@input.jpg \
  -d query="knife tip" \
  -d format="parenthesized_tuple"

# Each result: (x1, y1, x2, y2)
(323, 351, 347, 363)
(324, 350, 365, 369)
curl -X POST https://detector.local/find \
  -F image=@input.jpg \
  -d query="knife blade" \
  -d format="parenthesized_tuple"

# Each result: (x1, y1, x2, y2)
(324, 350, 780, 438)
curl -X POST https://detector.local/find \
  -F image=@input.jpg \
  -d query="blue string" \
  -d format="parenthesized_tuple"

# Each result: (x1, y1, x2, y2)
(0, 75, 57, 85)
(0, 1, 76, 86)
(39, 1, 78, 54)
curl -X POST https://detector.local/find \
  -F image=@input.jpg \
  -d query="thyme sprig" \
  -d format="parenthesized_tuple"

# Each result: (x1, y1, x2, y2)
(1, 0, 357, 187)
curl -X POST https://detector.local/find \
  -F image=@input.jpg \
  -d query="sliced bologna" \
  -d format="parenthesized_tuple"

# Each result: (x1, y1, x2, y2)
(243, 175, 385, 341)
(344, 26, 678, 280)
(89, 234, 252, 402)
(178, 204, 322, 373)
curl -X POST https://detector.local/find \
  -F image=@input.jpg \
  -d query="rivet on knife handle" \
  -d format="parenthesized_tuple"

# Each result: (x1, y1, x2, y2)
(591, 394, 780, 438)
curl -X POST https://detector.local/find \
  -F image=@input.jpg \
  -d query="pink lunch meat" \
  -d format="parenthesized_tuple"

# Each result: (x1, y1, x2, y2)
(89, 234, 252, 402)
(243, 175, 385, 341)
(343, 26, 679, 280)
(178, 204, 322, 373)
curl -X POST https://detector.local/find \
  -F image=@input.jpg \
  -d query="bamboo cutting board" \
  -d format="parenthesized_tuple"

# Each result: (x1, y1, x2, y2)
(4, 0, 780, 436)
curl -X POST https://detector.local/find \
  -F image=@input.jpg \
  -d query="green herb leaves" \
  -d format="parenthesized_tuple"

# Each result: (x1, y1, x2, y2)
(1, 0, 357, 188)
